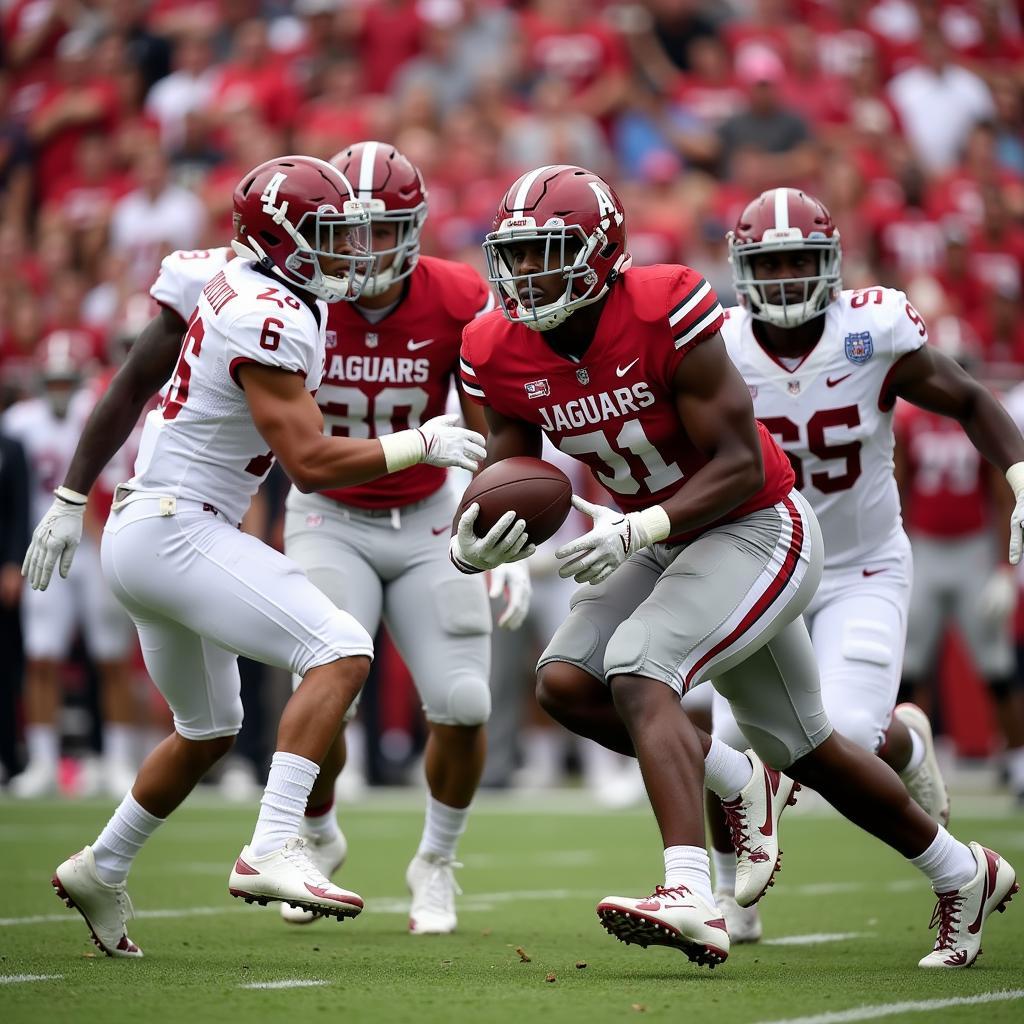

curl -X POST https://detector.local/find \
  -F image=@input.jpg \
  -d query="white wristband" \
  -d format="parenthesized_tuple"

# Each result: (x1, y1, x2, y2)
(1007, 462, 1024, 500)
(636, 504, 671, 544)
(379, 429, 426, 473)
(54, 486, 88, 506)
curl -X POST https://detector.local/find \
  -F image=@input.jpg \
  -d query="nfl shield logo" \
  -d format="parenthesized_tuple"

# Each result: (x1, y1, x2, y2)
(788, 380, 801, 395)
(525, 379, 550, 399)
(844, 331, 873, 365)
(325, 330, 337, 349)
(365, 332, 378, 348)
(576, 367, 590, 386)
(748, 384, 758, 399)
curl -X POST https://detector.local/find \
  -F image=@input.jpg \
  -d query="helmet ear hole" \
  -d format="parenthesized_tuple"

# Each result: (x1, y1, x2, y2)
(259, 230, 281, 247)
(599, 241, 618, 260)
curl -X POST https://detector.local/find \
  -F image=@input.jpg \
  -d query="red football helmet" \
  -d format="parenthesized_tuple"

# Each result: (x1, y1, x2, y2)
(329, 141, 428, 298)
(728, 187, 842, 327)
(38, 330, 91, 416)
(231, 155, 373, 303)
(483, 164, 631, 331)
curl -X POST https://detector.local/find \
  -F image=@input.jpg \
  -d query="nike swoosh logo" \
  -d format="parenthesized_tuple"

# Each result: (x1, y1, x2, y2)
(304, 883, 362, 906)
(616, 358, 639, 377)
(759, 766, 781, 836)
(826, 374, 852, 388)
(968, 848, 1000, 934)
(407, 338, 434, 351)
(862, 568, 888, 577)
(431, 526, 448, 535)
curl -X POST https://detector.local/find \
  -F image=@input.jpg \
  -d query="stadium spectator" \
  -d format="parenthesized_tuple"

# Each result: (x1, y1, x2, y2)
(144, 28, 217, 152)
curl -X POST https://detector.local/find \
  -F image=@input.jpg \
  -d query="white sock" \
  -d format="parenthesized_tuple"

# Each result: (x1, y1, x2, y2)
(250, 752, 319, 858)
(26, 724, 59, 769)
(302, 796, 341, 841)
(703, 738, 753, 800)
(711, 848, 737, 894)
(909, 825, 977, 892)
(417, 795, 470, 860)
(1007, 746, 1024, 791)
(664, 845, 714, 903)
(902, 728, 926, 773)
(92, 792, 165, 884)
(103, 724, 136, 769)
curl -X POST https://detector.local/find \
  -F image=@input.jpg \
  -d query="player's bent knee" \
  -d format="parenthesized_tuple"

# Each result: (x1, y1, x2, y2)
(826, 707, 885, 753)
(174, 730, 236, 766)
(432, 677, 491, 726)
(295, 612, 374, 679)
(535, 662, 587, 716)
(604, 620, 653, 680)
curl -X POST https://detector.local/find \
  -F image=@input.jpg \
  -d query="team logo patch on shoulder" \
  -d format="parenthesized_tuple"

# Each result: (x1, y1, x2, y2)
(844, 331, 873, 365)
(748, 384, 758, 399)
(525, 379, 550, 399)
(576, 367, 590, 386)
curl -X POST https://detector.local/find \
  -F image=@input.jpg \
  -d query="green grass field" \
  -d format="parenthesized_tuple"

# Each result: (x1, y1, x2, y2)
(1, 792, 1022, 1024)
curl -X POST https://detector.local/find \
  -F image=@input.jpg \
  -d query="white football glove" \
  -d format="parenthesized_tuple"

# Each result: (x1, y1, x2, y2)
(488, 560, 532, 630)
(22, 487, 88, 591)
(419, 414, 486, 472)
(979, 566, 1018, 624)
(555, 496, 670, 585)
(1009, 462, 1024, 565)
(450, 504, 536, 574)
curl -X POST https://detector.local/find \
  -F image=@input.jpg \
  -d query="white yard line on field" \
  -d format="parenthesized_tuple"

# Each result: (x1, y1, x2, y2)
(761, 932, 868, 946)
(751, 989, 1024, 1024)
(239, 979, 331, 990)
(0, 974, 63, 985)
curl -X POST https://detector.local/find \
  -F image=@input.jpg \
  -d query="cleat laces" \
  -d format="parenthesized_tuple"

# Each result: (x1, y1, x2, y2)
(649, 884, 691, 903)
(722, 799, 770, 863)
(421, 858, 462, 915)
(282, 837, 333, 890)
(928, 890, 964, 951)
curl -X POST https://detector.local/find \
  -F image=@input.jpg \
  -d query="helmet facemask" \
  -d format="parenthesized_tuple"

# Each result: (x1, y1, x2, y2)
(729, 234, 841, 327)
(357, 199, 428, 298)
(483, 222, 609, 332)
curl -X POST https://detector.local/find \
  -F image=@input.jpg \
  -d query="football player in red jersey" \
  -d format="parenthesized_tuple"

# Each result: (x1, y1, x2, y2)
(280, 142, 529, 934)
(453, 165, 1019, 969)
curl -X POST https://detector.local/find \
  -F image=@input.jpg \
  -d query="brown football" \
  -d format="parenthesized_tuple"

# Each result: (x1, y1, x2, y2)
(455, 457, 573, 545)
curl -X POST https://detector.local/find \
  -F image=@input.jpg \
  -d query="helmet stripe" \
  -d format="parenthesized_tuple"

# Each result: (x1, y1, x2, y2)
(774, 187, 791, 231)
(358, 141, 379, 200)
(511, 165, 556, 213)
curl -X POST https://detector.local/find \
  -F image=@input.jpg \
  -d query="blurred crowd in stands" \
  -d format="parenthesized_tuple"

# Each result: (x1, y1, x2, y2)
(2, 0, 1024, 798)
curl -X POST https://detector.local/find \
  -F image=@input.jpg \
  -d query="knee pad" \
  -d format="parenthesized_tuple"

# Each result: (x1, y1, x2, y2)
(298, 610, 374, 677)
(539, 610, 602, 672)
(825, 706, 884, 753)
(604, 619, 651, 679)
(431, 675, 491, 727)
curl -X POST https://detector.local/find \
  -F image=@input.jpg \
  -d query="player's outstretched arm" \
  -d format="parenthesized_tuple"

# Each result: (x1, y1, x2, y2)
(887, 345, 1024, 562)
(23, 306, 187, 591)
(240, 363, 485, 492)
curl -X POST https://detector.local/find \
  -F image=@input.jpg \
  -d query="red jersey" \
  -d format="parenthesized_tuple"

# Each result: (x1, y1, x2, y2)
(318, 255, 494, 509)
(460, 265, 794, 543)
(895, 402, 989, 537)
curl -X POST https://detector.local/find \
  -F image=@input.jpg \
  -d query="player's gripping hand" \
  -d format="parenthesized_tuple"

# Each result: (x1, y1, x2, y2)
(488, 560, 532, 630)
(555, 496, 670, 585)
(419, 414, 487, 472)
(450, 505, 535, 574)
(22, 487, 88, 591)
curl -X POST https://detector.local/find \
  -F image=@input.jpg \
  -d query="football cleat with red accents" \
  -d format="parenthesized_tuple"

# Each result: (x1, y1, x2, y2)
(724, 749, 800, 908)
(280, 829, 348, 925)
(715, 890, 762, 944)
(918, 842, 1017, 968)
(229, 837, 363, 920)
(894, 703, 950, 826)
(52, 846, 142, 958)
(596, 885, 730, 968)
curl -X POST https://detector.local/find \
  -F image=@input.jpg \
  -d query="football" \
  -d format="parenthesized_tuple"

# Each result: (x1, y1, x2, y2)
(455, 456, 573, 545)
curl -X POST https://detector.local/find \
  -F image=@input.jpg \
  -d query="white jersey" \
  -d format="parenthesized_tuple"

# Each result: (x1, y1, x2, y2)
(3, 394, 91, 523)
(722, 287, 927, 569)
(130, 258, 326, 524)
(150, 247, 232, 323)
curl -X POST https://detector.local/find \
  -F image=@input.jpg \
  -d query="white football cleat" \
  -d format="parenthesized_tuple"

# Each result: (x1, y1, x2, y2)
(11, 760, 59, 798)
(596, 885, 730, 968)
(894, 703, 950, 826)
(406, 852, 462, 934)
(280, 829, 348, 925)
(715, 890, 762, 944)
(723, 750, 800, 907)
(229, 837, 362, 920)
(52, 846, 142, 958)
(918, 842, 1017, 968)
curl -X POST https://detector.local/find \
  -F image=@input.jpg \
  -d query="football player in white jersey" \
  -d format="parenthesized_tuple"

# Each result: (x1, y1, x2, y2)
(23, 155, 486, 959)
(280, 142, 531, 934)
(709, 187, 1024, 946)
(3, 333, 135, 799)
